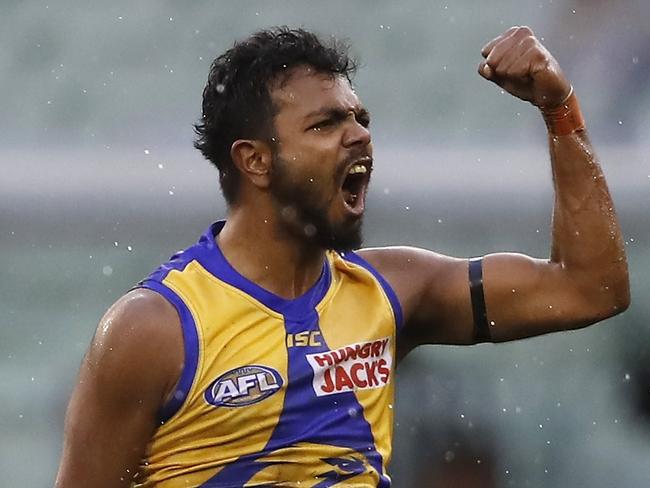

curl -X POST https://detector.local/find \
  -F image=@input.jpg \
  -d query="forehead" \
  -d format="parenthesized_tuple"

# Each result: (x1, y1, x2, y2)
(270, 65, 361, 119)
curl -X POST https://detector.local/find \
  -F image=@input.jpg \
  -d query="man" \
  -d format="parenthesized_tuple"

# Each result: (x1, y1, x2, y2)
(55, 26, 629, 487)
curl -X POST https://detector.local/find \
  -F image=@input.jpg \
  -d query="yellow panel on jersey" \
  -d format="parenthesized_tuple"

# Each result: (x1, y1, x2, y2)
(135, 221, 403, 487)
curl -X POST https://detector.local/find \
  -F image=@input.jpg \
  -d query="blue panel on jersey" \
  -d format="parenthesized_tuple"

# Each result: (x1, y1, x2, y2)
(137, 279, 200, 424)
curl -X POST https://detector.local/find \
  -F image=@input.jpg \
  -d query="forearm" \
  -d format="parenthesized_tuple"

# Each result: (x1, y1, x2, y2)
(547, 121, 629, 309)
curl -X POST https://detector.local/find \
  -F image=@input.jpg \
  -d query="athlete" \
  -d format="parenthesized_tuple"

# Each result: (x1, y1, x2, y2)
(55, 26, 629, 487)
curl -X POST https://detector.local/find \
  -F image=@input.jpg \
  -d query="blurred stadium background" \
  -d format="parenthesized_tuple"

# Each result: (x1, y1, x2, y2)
(2, 1, 650, 486)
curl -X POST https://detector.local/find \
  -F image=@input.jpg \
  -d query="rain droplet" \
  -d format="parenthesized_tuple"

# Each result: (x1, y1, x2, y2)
(127, 245, 133, 252)
(158, 163, 164, 169)
(103, 265, 113, 276)
(216, 84, 225, 94)
(304, 224, 316, 237)
(144, 149, 150, 155)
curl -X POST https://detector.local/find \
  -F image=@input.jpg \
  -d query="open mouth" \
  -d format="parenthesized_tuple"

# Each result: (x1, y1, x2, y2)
(341, 157, 372, 213)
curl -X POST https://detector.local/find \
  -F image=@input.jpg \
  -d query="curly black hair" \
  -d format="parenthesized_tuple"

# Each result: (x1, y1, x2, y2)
(193, 27, 357, 204)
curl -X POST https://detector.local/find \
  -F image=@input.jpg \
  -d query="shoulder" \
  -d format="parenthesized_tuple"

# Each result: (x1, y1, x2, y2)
(87, 288, 184, 404)
(357, 246, 467, 290)
(357, 247, 470, 335)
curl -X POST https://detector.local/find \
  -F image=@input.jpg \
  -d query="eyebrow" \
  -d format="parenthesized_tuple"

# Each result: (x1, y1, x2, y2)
(304, 105, 370, 122)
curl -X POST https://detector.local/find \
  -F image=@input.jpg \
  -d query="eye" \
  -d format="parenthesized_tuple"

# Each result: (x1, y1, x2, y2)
(356, 112, 371, 128)
(310, 119, 335, 131)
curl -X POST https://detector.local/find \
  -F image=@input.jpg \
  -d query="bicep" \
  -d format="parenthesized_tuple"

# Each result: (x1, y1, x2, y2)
(56, 290, 183, 488)
(482, 252, 597, 342)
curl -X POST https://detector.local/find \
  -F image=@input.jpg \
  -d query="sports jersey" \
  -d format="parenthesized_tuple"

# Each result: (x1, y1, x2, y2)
(134, 221, 403, 487)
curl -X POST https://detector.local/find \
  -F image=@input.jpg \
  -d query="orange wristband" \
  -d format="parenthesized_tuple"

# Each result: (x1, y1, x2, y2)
(540, 88, 586, 136)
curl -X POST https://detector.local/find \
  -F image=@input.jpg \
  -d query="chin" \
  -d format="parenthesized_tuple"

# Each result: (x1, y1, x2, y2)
(318, 218, 364, 252)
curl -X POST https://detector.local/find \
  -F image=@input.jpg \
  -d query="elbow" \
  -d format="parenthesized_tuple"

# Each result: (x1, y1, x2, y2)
(612, 276, 631, 315)
(610, 262, 631, 315)
(588, 271, 631, 322)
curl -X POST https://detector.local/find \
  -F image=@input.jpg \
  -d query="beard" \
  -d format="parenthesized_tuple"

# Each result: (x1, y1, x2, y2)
(269, 155, 363, 252)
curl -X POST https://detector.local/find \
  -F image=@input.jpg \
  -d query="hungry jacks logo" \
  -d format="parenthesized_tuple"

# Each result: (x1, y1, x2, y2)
(306, 338, 392, 396)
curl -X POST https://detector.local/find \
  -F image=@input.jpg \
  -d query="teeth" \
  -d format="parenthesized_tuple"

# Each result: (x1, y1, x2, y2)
(348, 164, 368, 175)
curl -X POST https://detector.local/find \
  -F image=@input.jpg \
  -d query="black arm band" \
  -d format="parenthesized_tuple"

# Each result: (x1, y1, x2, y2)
(469, 258, 491, 342)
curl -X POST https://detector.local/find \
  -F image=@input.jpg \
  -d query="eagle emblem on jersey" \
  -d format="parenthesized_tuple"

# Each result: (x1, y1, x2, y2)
(204, 365, 283, 407)
(243, 443, 379, 487)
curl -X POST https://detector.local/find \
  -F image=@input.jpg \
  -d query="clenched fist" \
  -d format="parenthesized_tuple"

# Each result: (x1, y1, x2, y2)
(479, 26, 572, 109)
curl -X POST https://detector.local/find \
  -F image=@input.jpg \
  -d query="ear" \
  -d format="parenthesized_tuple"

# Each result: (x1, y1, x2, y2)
(230, 139, 273, 190)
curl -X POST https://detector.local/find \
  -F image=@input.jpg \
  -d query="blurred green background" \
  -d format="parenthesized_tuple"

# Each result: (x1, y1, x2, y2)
(2, 1, 650, 486)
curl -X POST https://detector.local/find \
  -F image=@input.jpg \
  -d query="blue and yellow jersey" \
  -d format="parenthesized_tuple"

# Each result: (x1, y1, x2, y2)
(135, 221, 403, 487)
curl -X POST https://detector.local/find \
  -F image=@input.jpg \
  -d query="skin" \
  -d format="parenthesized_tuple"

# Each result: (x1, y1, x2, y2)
(55, 26, 630, 487)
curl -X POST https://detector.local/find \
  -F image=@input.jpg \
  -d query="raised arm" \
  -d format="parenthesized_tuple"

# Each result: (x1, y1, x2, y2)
(55, 289, 183, 488)
(361, 26, 629, 353)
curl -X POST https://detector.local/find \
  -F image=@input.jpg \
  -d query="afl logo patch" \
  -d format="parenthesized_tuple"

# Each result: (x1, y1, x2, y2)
(204, 365, 283, 407)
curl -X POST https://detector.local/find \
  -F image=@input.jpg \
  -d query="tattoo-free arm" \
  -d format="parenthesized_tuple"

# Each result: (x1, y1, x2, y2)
(55, 289, 183, 488)
(360, 26, 629, 352)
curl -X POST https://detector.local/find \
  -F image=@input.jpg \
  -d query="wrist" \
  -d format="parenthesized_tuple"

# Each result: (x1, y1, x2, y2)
(540, 87, 586, 136)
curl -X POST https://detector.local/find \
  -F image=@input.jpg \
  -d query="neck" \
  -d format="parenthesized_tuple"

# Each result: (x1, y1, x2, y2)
(217, 207, 327, 300)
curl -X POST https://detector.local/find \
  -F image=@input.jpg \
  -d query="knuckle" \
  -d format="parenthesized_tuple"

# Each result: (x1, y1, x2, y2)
(518, 25, 534, 36)
(521, 36, 536, 48)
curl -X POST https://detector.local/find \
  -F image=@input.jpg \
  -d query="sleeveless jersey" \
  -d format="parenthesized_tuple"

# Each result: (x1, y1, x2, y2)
(135, 221, 403, 487)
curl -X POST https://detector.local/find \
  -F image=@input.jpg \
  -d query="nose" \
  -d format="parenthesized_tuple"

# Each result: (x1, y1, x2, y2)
(342, 117, 371, 149)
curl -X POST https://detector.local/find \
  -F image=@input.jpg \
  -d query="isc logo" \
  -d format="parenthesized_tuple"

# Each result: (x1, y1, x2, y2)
(204, 365, 283, 407)
(286, 330, 322, 347)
